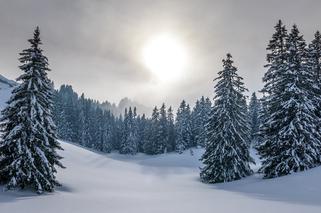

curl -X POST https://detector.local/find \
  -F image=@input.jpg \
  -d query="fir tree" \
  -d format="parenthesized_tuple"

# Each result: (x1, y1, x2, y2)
(192, 96, 211, 147)
(307, 31, 321, 82)
(143, 107, 160, 154)
(258, 24, 321, 178)
(137, 114, 147, 152)
(200, 53, 253, 183)
(248, 92, 261, 143)
(167, 106, 176, 152)
(0, 27, 64, 193)
(261, 20, 288, 96)
(157, 104, 168, 153)
(307, 31, 321, 132)
(175, 100, 192, 153)
(120, 107, 138, 154)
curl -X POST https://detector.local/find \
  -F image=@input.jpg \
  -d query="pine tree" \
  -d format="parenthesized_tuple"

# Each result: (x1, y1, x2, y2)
(77, 93, 91, 146)
(120, 107, 138, 154)
(175, 100, 192, 153)
(248, 92, 261, 144)
(55, 85, 78, 141)
(137, 114, 147, 152)
(191, 100, 201, 146)
(261, 20, 288, 97)
(157, 104, 168, 153)
(307, 31, 321, 82)
(307, 31, 321, 132)
(167, 106, 176, 152)
(258, 24, 321, 178)
(101, 110, 113, 153)
(143, 107, 160, 154)
(258, 20, 288, 149)
(0, 27, 64, 193)
(200, 53, 253, 183)
(192, 96, 211, 147)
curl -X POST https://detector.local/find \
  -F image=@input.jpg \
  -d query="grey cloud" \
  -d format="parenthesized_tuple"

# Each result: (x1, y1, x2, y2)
(0, 0, 321, 108)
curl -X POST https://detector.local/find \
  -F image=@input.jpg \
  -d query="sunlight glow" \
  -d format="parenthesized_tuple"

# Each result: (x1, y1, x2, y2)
(142, 34, 187, 82)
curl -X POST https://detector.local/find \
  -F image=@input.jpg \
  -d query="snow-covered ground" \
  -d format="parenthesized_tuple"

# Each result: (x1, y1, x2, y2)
(1, 74, 321, 213)
(0, 141, 320, 213)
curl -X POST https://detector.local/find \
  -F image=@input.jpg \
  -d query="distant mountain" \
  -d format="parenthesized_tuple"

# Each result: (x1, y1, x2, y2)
(0, 74, 18, 88)
(0, 75, 152, 116)
(101, 97, 152, 116)
(0, 74, 18, 110)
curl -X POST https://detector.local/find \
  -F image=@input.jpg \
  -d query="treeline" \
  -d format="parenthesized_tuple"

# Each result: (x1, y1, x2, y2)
(2, 19, 320, 194)
(52, 85, 212, 155)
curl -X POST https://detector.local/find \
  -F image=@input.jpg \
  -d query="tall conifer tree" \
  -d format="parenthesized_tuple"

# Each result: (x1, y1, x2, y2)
(0, 27, 64, 193)
(248, 92, 261, 143)
(200, 53, 253, 183)
(258, 24, 321, 178)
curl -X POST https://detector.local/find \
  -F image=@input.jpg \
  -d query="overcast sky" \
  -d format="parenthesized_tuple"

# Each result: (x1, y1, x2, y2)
(1, 0, 321, 108)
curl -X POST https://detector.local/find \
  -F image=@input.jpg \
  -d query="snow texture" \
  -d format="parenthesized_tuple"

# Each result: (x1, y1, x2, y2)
(0, 141, 320, 213)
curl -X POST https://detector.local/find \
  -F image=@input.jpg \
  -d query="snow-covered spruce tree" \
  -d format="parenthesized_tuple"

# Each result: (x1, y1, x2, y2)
(307, 31, 321, 82)
(200, 53, 253, 183)
(157, 104, 168, 154)
(100, 110, 113, 153)
(0, 27, 64, 193)
(200, 97, 212, 146)
(137, 114, 148, 152)
(257, 20, 288, 150)
(192, 96, 212, 147)
(192, 96, 211, 147)
(143, 106, 160, 154)
(53, 85, 78, 142)
(261, 20, 288, 97)
(77, 93, 92, 147)
(120, 107, 138, 154)
(307, 31, 321, 130)
(191, 99, 201, 147)
(175, 100, 193, 154)
(258, 25, 321, 178)
(167, 106, 176, 152)
(248, 92, 261, 143)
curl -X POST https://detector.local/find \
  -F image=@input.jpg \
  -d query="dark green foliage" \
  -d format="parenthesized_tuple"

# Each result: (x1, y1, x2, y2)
(0, 27, 64, 193)
(200, 53, 253, 183)
(258, 23, 321, 178)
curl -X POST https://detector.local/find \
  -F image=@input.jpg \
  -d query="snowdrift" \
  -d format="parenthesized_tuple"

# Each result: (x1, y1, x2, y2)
(0, 141, 320, 213)
(0, 75, 321, 213)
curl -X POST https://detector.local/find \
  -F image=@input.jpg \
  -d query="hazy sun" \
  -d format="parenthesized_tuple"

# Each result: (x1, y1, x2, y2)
(142, 34, 187, 82)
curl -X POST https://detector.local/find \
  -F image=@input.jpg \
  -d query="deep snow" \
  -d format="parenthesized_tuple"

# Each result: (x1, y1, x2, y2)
(0, 142, 320, 213)
(1, 75, 321, 213)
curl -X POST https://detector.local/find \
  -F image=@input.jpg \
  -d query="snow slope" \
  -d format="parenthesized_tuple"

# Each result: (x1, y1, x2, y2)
(0, 74, 17, 111)
(0, 75, 321, 213)
(0, 142, 320, 213)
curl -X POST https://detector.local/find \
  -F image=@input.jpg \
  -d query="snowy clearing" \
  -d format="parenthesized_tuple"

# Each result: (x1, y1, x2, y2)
(0, 141, 321, 213)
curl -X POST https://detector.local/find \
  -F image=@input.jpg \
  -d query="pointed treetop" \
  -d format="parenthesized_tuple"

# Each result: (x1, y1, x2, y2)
(222, 53, 235, 68)
(290, 24, 299, 34)
(277, 19, 283, 25)
(29, 26, 42, 48)
(161, 103, 166, 109)
(226, 53, 233, 60)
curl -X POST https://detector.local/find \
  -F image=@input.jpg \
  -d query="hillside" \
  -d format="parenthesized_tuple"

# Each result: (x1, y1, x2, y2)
(0, 74, 17, 110)
(1, 75, 321, 213)
(0, 141, 320, 213)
